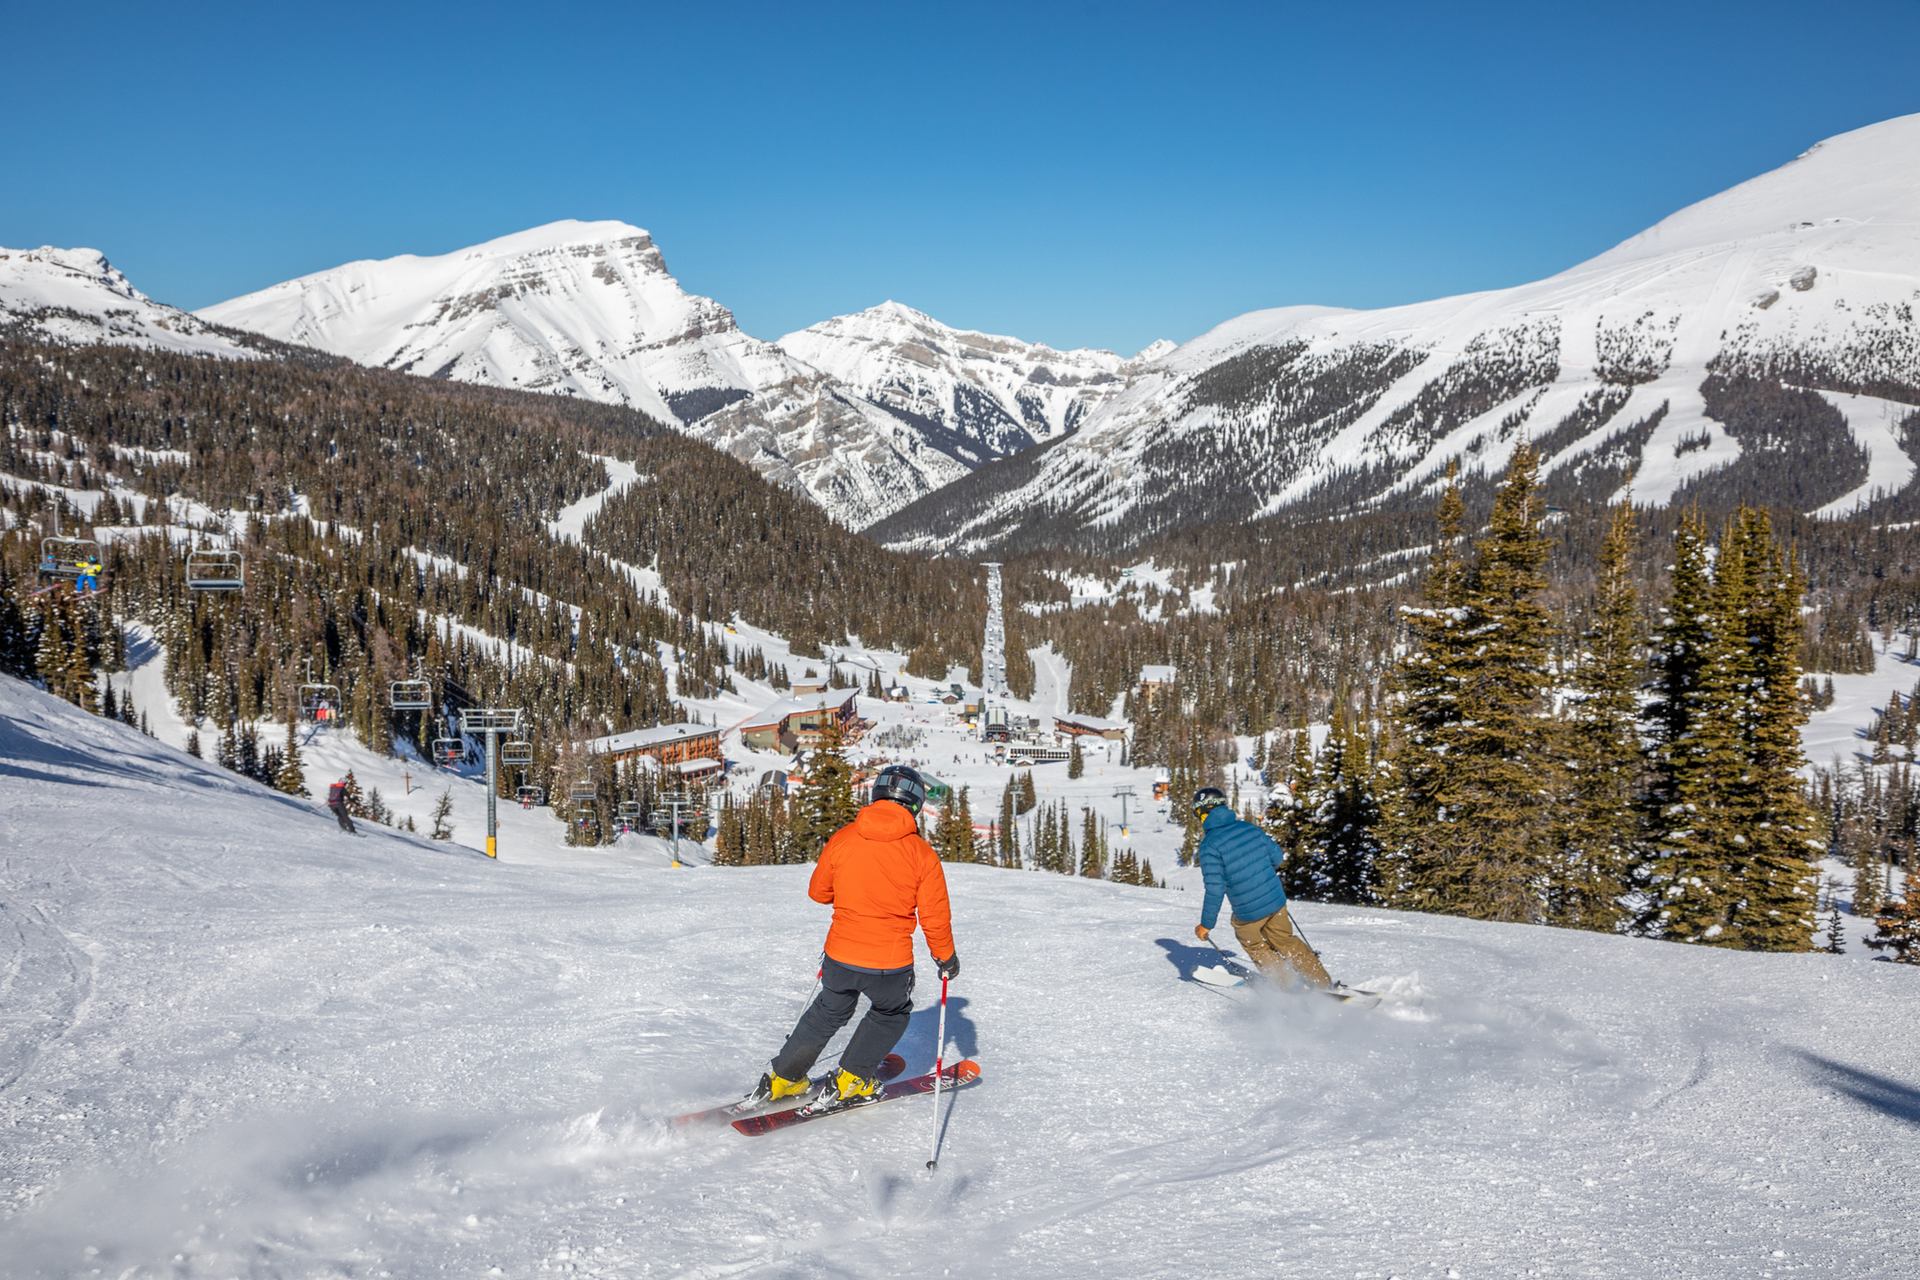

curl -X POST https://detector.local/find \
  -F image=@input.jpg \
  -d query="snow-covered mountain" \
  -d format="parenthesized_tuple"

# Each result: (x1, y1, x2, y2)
(875, 114, 1920, 552)
(0, 245, 260, 359)
(198, 223, 1040, 527)
(778, 300, 1169, 462)
(199, 221, 789, 426)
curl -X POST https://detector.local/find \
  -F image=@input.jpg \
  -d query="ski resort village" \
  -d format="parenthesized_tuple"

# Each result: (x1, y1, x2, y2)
(5, 9, 1920, 1276)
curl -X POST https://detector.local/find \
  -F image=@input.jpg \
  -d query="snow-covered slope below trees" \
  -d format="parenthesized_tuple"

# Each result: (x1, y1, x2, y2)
(875, 113, 1920, 552)
(778, 300, 1168, 463)
(198, 224, 988, 527)
(4, 674, 1917, 1277)
(0, 246, 260, 359)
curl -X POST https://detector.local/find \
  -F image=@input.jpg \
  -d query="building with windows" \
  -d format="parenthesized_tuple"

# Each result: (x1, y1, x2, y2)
(588, 722, 724, 773)
(737, 689, 862, 752)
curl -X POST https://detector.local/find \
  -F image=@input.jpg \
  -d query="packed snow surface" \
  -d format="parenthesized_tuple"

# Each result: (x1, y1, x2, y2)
(3, 676, 1917, 1277)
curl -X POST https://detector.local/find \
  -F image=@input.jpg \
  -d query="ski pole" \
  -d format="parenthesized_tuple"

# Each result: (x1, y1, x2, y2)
(926, 974, 949, 1171)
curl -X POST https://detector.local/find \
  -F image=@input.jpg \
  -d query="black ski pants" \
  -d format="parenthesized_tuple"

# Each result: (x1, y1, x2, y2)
(773, 956, 914, 1082)
(330, 802, 356, 834)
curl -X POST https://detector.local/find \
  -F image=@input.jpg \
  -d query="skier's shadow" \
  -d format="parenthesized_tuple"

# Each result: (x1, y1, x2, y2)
(894, 994, 978, 1071)
(1155, 937, 1251, 981)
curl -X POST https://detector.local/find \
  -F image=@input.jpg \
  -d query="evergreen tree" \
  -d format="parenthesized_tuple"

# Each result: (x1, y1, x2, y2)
(1722, 509, 1820, 950)
(1291, 714, 1382, 904)
(793, 719, 858, 859)
(1638, 510, 1747, 942)
(1864, 883, 1920, 963)
(340, 770, 369, 818)
(274, 718, 307, 796)
(713, 795, 745, 867)
(430, 789, 456, 840)
(1380, 465, 1471, 907)
(1387, 447, 1556, 922)
(1079, 808, 1105, 878)
(1068, 737, 1084, 779)
(1554, 501, 1641, 931)
(185, 729, 202, 759)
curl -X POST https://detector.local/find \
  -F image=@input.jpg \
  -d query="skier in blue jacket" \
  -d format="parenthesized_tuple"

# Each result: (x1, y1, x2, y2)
(1191, 787, 1331, 988)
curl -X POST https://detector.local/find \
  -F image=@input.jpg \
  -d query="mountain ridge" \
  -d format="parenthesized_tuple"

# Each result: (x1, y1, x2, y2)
(873, 112, 1920, 553)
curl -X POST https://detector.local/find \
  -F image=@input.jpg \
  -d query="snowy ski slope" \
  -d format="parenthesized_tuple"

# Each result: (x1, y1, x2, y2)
(3, 675, 1918, 1278)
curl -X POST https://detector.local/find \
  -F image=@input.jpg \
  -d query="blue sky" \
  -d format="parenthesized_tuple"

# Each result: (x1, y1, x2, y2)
(4, 1, 1916, 353)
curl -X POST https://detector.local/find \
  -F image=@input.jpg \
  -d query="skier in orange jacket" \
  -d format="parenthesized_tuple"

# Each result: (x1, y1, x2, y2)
(743, 764, 958, 1110)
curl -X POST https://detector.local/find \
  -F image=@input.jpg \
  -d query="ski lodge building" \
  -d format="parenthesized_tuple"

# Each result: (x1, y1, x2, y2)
(1053, 712, 1128, 741)
(1137, 664, 1178, 702)
(587, 722, 725, 780)
(737, 688, 862, 752)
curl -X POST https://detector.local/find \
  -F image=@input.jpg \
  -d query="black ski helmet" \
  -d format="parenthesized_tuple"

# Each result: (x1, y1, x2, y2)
(871, 764, 928, 815)
(1191, 786, 1229, 817)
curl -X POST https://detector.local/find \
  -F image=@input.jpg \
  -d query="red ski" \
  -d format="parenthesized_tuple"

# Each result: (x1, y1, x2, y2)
(731, 1059, 982, 1137)
(672, 1053, 906, 1128)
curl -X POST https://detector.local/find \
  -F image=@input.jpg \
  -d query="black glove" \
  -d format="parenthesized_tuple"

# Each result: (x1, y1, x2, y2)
(937, 953, 960, 981)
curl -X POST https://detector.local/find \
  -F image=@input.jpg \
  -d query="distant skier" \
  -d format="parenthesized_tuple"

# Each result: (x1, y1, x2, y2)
(326, 779, 357, 834)
(1190, 787, 1331, 988)
(742, 764, 958, 1113)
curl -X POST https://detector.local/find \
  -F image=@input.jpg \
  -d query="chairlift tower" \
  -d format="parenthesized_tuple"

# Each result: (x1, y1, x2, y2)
(664, 787, 704, 869)
(459, 707, 523, 860)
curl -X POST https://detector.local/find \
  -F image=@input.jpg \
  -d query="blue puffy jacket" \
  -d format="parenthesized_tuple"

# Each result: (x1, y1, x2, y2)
(1196, 807, 1287, 930)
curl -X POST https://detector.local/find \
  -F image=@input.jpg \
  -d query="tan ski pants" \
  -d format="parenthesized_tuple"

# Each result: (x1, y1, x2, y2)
(1231, 907, 1331, 988)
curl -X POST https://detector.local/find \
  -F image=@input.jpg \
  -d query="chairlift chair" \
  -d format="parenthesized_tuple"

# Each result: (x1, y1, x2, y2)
(432, 737, 466, 765)
(299, 682, 343, 724)
(185, 548, 244, 592)
(39, 535, 100, 579)
(516, 784, 544, 809)
(500, 739, 533, 766)
(389, 679, 433, 711)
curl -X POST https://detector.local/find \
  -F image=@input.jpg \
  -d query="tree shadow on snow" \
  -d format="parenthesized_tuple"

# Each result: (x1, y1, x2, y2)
(1795, 1050, 1920, 1129)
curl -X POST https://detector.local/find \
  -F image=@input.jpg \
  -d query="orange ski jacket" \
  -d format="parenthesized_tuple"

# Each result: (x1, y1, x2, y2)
(809, 801, 955, 970)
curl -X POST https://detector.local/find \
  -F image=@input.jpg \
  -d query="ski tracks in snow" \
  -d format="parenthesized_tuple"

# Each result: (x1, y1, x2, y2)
(0, 901, 96, 1096)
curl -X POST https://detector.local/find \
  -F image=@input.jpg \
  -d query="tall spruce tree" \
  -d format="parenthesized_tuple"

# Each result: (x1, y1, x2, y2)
(1721, 509, 1820, 950)
(1554, 501, 1642, 931)
(1387, 447, 1557, 922)
(1291, 713, 1382, 904)
(275, 718, 307, 796)
(1381, 464, 1471, 908)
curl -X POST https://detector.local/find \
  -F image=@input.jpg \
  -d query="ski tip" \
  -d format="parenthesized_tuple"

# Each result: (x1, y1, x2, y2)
(952, 1059, 982, 1083)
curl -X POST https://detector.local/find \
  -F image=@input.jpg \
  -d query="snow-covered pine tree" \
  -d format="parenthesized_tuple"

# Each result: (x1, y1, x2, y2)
(1068, 737, 1084, 779)
(792, 718, 857, 859)
(1294, 712, 1382, 905)
(1722, 508, 1819, 951)
(1638, 509, 1747, 942)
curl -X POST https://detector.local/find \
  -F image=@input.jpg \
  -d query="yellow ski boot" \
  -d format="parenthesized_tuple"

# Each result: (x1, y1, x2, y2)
(767, 1069, 813, 1102)
(832, 1068, 881, 1103)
